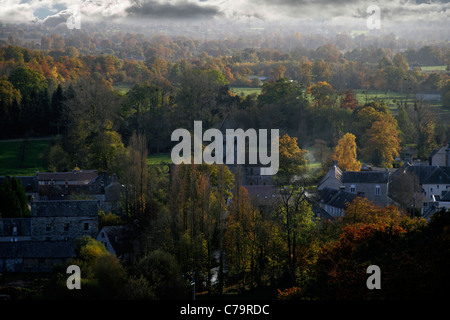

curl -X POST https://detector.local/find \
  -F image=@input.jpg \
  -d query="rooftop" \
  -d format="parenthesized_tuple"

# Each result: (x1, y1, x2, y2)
(0, 241, 75, 258)
(342, 171, 389, 184)
(37, 170, 98, 182)
(319, 187, 358, 209)
(401, 164, 450, 185)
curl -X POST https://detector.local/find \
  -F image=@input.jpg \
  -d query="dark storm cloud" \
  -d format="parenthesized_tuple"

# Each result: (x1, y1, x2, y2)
(125, 0, 223, 20)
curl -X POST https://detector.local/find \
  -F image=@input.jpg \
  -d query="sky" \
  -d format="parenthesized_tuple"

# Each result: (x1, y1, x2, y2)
(0, 0, 449, 29)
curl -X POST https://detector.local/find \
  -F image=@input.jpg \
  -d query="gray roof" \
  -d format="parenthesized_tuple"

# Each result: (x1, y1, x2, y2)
(37, 170, 98, 182)
(342, 171, 389, 184)
(319, 187, 358, 209)
(0, 241, 75, 258)
(31, 200, 99, 217)
(441, 191, 450, 202)
(244, 185, 279, 199)
(402, 164, 450, 185)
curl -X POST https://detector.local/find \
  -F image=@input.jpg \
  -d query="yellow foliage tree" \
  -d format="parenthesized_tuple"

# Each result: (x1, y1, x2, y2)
(361, 114, 401, 168)
(332, 133, 361, 171)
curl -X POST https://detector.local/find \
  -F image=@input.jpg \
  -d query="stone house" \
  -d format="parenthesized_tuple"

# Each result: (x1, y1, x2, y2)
(30, 200, 98, 242)
(341, 170, 390, 207)
(0, 218, 31, 242)
(317, 161, 343, 191)
(397, 163, 450, 212)
(429, 144, 450, 166)
(0, 241, 75, 272)
(37, 169, 98, 186)
(0, 200, 99, 272)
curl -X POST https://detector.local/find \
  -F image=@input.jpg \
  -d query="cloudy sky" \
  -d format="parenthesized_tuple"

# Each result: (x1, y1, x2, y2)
(0, 0, 449, 27)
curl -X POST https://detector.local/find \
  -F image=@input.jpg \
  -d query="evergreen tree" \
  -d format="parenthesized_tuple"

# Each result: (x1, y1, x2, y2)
(0, 176, 30, 218)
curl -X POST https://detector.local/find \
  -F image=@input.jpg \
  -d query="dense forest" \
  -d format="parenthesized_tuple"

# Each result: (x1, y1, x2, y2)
(1, 30, 450, 300)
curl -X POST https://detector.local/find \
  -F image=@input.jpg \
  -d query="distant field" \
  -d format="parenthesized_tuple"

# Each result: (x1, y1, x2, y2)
(0, 138, 52, 176)
(419, 65, 447, 72)
(147, 153, 172, 165)
(353, 89, 450, 124)
(113, 82, 134, 94)
(354, 90, 415, 107)
(230, 86, 262, 96)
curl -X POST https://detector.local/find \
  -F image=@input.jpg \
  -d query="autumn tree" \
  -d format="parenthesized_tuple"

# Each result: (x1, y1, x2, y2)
(411, 100, 438, 159)
(360, 113, 401, 167)
(169, 163, 234, 293)
(312, 59, 332, 82)
(306, 81, 336, 108)
(175, 68, 229, 131)
(340, 89, 359, 110)
(224, 186, 260, 288)
(62, 77, 124, 169)
(121, 132, 149, 220)
(276, 134, 309, 186)
(273, 134, 315, 286)
(332, 133, 361, 171)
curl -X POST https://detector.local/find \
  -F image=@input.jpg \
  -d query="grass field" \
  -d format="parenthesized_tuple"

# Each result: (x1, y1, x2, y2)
(147, 153, 172, 165)
(419, 65, 447, 72)
(230, 86, 262, 96)
(113, 82, 134, 94)
(0, 138, 52, 176)
(353, 89, 450, 123)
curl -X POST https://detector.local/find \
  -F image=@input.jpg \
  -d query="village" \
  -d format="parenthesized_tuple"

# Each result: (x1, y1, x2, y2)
(1, 142, 449, 275)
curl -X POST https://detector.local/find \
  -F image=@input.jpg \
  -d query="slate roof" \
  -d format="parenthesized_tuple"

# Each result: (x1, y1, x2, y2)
(0, 241, 75, 258)
(31, 200, 99, 217)
(342, 171, 389, 184)
(441, 191, 450, 202)
(37, 170, 98, 183)
(402, 164, 450, 185)
(244, 185, 279, 199)
(319, 187, 358, 209)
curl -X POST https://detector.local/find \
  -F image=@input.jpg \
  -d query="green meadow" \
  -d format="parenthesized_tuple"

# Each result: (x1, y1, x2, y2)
(0, 138, 52, 176)
(230, 86, 262, 97)
(147, 153, 172, 165)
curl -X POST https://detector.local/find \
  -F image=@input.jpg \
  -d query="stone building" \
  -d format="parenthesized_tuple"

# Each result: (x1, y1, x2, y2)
(341, 170, 390, 207)
(0, 200, 98, 272)
(317, 161, 343, 191)
(30, 200, 98, 242)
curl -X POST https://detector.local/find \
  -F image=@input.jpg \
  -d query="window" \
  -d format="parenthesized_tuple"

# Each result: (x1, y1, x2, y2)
(84, 223, 89, 231)
(64, 223, 69, 231)
(350, 185, 356, 193)
(375, 185, 381, 196)
(46, 224, 51, 231)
